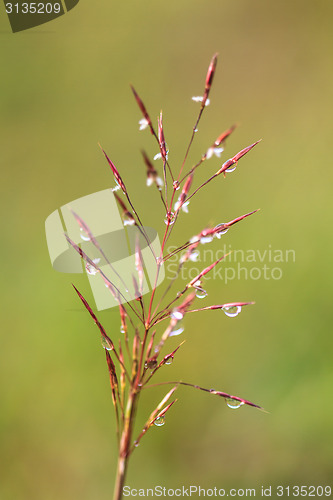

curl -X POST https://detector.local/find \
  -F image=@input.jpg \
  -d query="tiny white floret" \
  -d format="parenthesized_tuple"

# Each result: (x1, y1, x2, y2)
(206, 146, 224, 160)
(139, 118, 149, 130)
(192, 96, 210, 106)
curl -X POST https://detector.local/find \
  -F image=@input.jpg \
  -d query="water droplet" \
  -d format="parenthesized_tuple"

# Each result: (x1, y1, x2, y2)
(214, 224, 229, 238)
(225, 398, 244, 409)
(101, 336, 112, 351)
(134, 441, 140, 448)
(80, 228, 91, 241)
(120, 325, 125, 334)
(164, 357, 173, 365)
(145, 358, 158, 370)
(171, 309, 183, 321)
(164, 212, 176, 225)
(173, 180, 180, 191)
(195, 288, 208, 299)
(194, 128, 198, 133)
(225, 165, 237, 173)
(222, 305, 242, 318)
(170, 322, 184, 337)
(154, 416, 165, 426)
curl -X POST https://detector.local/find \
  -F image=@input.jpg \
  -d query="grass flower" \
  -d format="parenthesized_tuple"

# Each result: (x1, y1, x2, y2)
(63, 53, 263, 500)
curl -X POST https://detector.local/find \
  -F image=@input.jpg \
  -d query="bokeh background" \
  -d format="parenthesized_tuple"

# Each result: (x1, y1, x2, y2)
(1, 1, 333, 498)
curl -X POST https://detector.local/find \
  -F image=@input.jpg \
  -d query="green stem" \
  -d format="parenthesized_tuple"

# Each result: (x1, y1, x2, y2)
(113, 389, 138, 500)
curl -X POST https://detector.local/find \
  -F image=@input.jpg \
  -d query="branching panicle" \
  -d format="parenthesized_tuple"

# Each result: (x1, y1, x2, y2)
(67, 54, 263, 500)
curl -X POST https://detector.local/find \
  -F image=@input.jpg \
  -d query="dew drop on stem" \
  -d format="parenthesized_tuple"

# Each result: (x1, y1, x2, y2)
(214, 224, 229, 238)
(164, 212, 176, 225)
(101, 336, 112, 351)
(222, 305, 242, 318)
(154, 416, 165, 426)
(225, 398, 244, 409)
(145, 358, 158, 370)
(195, 288, 208, 299)
(225, 165, 237, 173)
(80, 228, 91, 241)
(170, 322, 184, 337)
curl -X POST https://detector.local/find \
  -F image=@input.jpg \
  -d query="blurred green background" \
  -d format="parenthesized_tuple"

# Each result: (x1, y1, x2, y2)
(1, 1, 333, 498)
